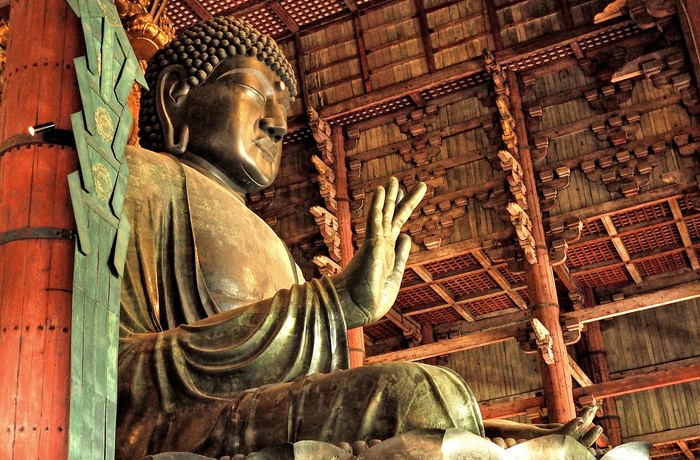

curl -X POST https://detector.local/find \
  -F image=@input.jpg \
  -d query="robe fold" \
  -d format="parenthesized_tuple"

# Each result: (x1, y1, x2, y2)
(116, 147, 483, 459)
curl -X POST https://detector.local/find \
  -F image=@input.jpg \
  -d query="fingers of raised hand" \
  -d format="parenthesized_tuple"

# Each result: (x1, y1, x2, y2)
(367, 185, 385, 240)
(390, 182, 427, 242)
(382, 178, 400, 237)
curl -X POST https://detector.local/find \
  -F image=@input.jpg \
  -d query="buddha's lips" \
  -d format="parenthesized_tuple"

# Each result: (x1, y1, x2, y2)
(254, 138, 277, 163)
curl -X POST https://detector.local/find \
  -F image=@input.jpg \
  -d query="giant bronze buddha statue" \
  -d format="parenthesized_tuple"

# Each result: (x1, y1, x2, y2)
(116, 16, 603, 460)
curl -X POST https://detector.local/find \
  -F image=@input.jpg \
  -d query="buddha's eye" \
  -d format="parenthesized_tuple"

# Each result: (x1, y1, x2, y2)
(235, 83, 265, 106)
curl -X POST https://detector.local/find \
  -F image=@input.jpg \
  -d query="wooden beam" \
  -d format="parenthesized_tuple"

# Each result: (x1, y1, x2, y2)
(678, 440, 697, 460)
(568, 354, 594, 387)
(368, 280, 700, 363)
(624, 425, 700, 444)
(670, 198, 700, 270)
(365, 322, 523, 364)
(482, 359, 700, 419)
(601, 216, 644, 284)
(564, 280, 700, 324)
(610, 356, 700, 381)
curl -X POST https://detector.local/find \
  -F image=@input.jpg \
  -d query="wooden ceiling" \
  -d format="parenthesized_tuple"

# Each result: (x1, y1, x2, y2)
(161, 0, 700, 457)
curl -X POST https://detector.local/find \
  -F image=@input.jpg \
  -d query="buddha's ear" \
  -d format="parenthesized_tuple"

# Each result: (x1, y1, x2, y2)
(156, 65, 191, 155)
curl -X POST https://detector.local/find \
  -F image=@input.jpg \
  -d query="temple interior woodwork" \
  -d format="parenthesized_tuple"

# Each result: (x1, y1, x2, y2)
(1, 0, 699, 457)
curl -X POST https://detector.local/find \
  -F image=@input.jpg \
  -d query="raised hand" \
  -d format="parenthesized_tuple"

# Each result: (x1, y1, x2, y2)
(331, 178, 426, 329)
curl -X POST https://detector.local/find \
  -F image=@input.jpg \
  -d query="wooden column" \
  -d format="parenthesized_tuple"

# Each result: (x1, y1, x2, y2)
(575, 288, 622, 447)
(507, 69, 576, 423)
(0, 1, 82, 459)
(678, 0, 700, 88)
(333, 125, 365, 367)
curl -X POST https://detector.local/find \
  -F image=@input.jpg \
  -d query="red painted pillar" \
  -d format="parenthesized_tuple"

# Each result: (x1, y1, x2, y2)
(576, 288, 622, 447)
(508, 70, 576, 423)
(0, 1, 82, 458)
(333, 125, 365, 368)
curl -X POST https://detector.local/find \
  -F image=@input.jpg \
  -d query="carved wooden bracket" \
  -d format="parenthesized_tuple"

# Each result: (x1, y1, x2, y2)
(562, 317, 584, 345)
(538, 166, 571, 212)
(507, 202, 537, 265)
(591, 112, 641, 146)
(612, 46, 699, 114)
(247, 187, 275, 213)
(483, 239, 526, 275)
(579, 46, 627, 82)
(346, 128, 360, 152)
(673, 126, 700, 157)
(311, 154, 337, 213)
(580, 141, 664, 196)
(549, 218, 584, 270)
(584, 80, 634, 112)
(519, 318, 555, 365)
(396, 105, 438, 137)
(308, 107, 334, 165)
(310, 205, 341, 262)
(312, 254, 342, 276)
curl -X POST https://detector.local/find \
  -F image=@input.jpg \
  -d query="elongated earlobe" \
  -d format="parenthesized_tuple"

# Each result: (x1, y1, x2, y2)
(156, 65, 191, 155)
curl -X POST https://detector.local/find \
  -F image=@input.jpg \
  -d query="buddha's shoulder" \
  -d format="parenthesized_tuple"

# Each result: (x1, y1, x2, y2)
(125, 145, 185, 188)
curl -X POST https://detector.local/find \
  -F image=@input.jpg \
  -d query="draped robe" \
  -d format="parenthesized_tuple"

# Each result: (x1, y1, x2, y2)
(116, 146, 483, 459)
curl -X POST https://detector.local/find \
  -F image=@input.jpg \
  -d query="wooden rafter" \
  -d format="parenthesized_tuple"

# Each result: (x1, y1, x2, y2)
(353, 14, 373, 93)
(269, 1, 299, 33)
(413, 0, 437, 72)
(182, 0, 212, 19)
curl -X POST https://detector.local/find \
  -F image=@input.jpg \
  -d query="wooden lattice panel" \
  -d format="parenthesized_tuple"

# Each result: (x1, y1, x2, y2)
(497, 266, 526, 285)
(240, 7, 288, 37)
(168, 0, 199, 31)
(364, 319, 403, 341)
(577, 22, 639, 51)
(566, 240, 617, 268)
(394, 284, 445, 310)
(412, 306, 465, 327)
(440, 272, 498, 300)
(685, 215, 700, 241)
(634, 252, 687, 278)
(423, 253, 480, 278)
(420, 72, 490, 101)
(464, 294, 515, 317)
(401, 267, 421, 287)
(334, 96, 413, 125)
(610, 202, 671, 229)
(505, 45, 573, 72)
(581, 218, 605, 237)
(279, 0, 345, 27)
(574, 266, 631, 288)
(519, 288, 530, 306)
(678, 195, 695, 212)
(199, 0, 251, 17)
(620, 224, 680, 255)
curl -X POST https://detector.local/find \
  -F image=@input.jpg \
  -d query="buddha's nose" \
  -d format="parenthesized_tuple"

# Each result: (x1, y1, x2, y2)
(259, 117, 287, 143)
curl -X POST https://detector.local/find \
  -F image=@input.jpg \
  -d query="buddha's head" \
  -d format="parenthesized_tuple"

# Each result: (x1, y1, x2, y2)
(139, 17, 297, 193)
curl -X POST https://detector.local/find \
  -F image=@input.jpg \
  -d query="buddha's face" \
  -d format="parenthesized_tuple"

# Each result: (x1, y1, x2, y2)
(176, 55, 290, 192)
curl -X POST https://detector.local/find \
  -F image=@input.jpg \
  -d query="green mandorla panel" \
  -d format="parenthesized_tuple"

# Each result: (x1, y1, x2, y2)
(65, 0, 146, 457)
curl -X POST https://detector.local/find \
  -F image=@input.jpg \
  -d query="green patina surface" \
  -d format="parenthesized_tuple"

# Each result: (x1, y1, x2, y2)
(65, 0, 145, 457)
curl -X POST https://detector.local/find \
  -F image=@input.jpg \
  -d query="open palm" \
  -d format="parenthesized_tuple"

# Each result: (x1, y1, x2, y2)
(331, 178, 426, 329)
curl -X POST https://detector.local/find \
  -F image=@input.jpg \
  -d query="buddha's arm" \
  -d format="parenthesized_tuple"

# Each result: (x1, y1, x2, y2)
(329, 179, 427, 329)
